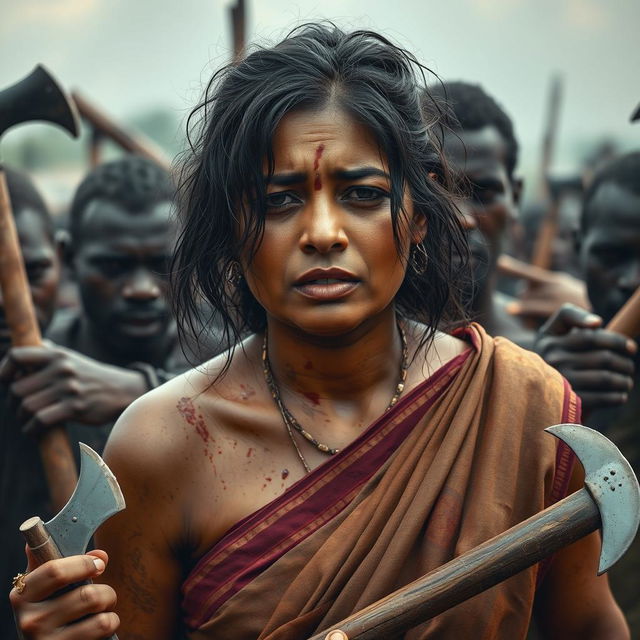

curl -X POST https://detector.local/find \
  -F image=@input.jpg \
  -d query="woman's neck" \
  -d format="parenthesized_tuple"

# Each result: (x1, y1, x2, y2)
(264, 307, 404, 414)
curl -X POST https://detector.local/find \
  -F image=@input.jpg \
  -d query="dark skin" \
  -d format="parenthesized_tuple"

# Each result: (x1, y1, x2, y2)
(0, 208, 61, 359)
(70, 198, 176, 366)
(11, 107, 628, 639)
(442, 126, 532, 346)
(0, 199, 176, 435)
(534, 182, 638, 412)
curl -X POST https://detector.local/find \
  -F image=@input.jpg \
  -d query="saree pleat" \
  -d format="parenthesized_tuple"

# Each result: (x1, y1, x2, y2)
(182, 325, 578, 639)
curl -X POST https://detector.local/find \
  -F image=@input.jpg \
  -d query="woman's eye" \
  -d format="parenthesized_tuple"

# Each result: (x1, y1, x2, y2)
(343, 186, 388, 203)
(266, 192, 299, 209)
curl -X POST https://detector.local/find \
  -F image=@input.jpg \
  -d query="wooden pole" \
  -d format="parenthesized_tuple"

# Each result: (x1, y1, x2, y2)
(607, 286, 640, 338)
(71, 91, 172, 172)
(497, 254, 559, 287)
(0, 170, 77, 512)
(229, 0, 246, 62)
(530, 74, 563, 269)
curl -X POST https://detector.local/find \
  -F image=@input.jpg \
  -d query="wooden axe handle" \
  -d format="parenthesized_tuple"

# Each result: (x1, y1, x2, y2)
(0, 170, 77, 512)
(19, 516, 63, 564)
(310, 490, 599, 640)
(606, 286, 640, 338)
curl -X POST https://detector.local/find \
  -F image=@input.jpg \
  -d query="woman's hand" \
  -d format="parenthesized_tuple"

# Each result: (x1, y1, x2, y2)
(10, 549, 120, 639)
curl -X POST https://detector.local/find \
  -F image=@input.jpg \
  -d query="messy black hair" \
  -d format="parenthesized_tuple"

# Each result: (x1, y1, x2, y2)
(69, 155, 174, 242)
(4, 166, 54, 239)
(173, 23, 469, 369)
(430, 81, 519, 179)
(582, 152, 640, 231)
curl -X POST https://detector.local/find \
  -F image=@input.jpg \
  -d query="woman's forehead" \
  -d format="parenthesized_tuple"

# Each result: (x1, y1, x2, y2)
(268, 107, 386, 171)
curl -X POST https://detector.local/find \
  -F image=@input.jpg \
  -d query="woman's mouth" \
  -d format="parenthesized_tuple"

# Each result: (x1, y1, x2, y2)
(294, 279, 360, 300)
(293, 269, 360, 301)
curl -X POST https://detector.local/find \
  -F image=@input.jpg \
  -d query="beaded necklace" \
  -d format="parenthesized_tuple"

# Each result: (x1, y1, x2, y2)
(262, 322, 408, 473)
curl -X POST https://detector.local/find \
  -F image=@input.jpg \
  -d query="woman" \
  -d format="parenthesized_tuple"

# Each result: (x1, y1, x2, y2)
(11, 24, 628, 639)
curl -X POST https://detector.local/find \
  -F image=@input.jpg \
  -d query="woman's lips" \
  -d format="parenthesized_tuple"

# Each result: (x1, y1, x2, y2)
(294, 279, 360, 300)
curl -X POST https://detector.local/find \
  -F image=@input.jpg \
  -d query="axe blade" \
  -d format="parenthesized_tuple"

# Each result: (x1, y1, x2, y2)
(0, 64, 80, 140)
(46, 443, 125, 557)
(546, 423, 640, 574)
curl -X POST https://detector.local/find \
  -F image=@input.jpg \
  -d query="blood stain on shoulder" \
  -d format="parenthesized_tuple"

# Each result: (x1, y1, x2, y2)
(177, 397, 217, 471)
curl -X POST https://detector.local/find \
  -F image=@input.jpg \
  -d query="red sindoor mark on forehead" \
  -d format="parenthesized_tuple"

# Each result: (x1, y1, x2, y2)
(313, 144, 325, 191)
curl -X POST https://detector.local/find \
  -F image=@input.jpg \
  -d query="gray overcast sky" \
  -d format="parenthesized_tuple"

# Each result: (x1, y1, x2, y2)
(2, 0, 640, 175)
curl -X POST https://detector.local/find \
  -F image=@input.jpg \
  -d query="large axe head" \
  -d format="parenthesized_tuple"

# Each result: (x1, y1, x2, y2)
(46, 443, 125, 556)
(0, 64, 80, 141)
(547, 424, 640, 574)
(33, 443, 126, 556)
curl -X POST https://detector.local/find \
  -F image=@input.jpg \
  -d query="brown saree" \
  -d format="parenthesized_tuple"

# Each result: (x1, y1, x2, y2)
(182, 325, 578, 639)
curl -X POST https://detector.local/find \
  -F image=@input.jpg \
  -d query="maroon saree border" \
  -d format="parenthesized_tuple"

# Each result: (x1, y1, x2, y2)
(536, 378, 580, 587)
(550, 378, 580, 506)
(181, 335, 475, 629)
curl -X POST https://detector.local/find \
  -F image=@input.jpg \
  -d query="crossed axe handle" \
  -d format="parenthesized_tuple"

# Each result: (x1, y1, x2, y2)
(312, 424, 640, 640)
(0, 66, 81, 512)
(312, 292, 640, 640)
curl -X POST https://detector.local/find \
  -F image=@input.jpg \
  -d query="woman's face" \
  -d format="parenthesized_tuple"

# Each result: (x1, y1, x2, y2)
(241, 106, 425, 337)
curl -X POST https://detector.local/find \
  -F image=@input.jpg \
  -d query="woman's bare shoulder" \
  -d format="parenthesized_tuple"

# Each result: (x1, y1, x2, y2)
(104, 335, 263, 471)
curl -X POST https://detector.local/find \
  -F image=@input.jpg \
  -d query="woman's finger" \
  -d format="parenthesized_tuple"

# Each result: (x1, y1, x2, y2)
(19, 609, 120, 640)
(58, 611, 120, 640)
(20, 582, 118, 632)
(11, 555, 106, 603)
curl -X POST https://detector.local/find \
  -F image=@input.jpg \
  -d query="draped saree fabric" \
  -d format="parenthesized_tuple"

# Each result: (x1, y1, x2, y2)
(182, 325, 579, 639)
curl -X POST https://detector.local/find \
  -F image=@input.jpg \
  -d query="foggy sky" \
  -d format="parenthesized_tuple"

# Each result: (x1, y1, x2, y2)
(2, 0, 639, 175)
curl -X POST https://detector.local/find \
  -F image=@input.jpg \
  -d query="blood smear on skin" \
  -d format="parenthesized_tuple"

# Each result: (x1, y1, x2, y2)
(313, 144, 325, 191)
(304, 391, 321, 406)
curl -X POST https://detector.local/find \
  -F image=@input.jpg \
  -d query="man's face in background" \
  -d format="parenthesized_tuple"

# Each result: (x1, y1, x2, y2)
(0, 208, 61, 358)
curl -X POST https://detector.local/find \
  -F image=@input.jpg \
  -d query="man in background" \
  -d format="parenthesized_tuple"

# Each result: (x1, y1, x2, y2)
(0, 157, 215, 639)
(430, 81, 531, 345)
(1, 155, 190, 455)
(535, 152, 640, 635)
(0, 167, 65, 639)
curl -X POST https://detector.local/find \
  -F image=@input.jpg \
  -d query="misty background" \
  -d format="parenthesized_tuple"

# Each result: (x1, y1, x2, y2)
(1, 0, 639, 214)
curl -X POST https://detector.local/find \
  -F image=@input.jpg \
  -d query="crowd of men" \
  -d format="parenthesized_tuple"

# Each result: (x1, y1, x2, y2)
(1, 78, 638, 638)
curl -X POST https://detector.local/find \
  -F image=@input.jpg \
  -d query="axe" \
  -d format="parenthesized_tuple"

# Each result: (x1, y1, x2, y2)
(20, 442, 126, 640)
(0, 65, 80, 512)
(311, 424, 640, 640)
